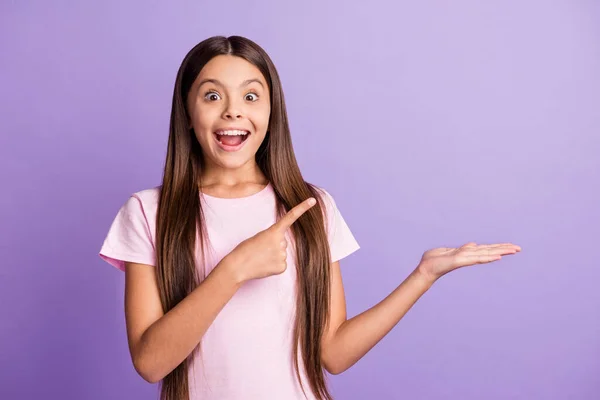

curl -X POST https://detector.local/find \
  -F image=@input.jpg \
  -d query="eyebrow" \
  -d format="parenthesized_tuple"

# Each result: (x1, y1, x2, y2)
(197, 78, 264, 89)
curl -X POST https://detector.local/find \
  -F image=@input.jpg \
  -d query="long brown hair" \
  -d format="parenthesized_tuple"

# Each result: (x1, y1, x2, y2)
(155, 35, 333, 400)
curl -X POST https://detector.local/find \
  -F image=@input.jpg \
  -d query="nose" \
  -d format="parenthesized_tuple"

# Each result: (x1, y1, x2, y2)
(222, 99, 243, 120)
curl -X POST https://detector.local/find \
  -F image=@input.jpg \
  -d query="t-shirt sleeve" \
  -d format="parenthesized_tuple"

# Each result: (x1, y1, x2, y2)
(99, 194, 156, 271)
(321, 189, 360, 263)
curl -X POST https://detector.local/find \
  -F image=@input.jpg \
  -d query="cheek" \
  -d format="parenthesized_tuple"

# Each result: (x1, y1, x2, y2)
(254, 105, 271, 131)
(194, 106, 215, 127)
(192, 108, 218, 139)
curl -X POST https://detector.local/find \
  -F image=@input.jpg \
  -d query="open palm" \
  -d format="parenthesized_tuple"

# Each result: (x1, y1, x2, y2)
(417, 242, 521, 281)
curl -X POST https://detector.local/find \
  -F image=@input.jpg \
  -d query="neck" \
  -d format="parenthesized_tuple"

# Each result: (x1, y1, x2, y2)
(199, 159, 268, 188)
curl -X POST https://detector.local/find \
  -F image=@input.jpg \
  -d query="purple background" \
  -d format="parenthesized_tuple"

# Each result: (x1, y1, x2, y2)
(2, 1, 599, 399)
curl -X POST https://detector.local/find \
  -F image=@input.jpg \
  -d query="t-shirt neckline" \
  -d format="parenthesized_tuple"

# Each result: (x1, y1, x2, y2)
(200, 182, 273, 202)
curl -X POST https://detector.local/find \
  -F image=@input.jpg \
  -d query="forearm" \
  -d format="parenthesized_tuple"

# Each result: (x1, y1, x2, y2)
(135, 259, 241, 383)
(323, 268, 436, 374)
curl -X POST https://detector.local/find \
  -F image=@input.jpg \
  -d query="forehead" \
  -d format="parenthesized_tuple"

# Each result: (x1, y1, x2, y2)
(197, 55, 266, 86)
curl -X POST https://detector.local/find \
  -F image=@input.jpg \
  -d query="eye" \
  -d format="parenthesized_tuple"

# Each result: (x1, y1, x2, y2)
(245, 92, 259, 102)
(204, 91, 221, 101)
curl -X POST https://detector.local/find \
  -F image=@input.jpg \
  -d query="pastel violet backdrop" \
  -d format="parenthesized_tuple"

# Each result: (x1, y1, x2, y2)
(2, 1, 599, 399)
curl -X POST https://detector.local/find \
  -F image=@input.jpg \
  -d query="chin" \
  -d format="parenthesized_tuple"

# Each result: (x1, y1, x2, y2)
(208, 150, 257, 170)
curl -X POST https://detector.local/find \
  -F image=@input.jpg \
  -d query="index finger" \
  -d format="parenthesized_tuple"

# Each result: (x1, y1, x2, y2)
(273, 197, 317, 232)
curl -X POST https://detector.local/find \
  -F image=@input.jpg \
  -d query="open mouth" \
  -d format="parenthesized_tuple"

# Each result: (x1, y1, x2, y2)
(213, 129, 251, 152)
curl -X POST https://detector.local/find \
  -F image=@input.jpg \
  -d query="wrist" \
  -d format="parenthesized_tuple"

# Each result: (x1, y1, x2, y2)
(217, 255, 245, 287)
(413, 264, 439, 286)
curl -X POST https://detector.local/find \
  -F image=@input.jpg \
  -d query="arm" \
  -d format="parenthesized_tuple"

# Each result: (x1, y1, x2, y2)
(125, 258, 241, 383)
(320, 242, 521, 374)
(320, 262, 435, 375)
(124, 198, 318, 383)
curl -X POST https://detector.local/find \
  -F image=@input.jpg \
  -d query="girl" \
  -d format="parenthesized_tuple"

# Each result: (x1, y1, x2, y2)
(99, 35, 521, 400)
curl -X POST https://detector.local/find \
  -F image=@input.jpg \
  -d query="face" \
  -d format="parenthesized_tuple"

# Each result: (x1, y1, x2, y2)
(187, 55, 271, 172)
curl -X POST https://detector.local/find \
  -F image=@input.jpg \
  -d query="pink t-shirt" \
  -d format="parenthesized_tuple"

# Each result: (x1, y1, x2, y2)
(99, 182, 360, 399)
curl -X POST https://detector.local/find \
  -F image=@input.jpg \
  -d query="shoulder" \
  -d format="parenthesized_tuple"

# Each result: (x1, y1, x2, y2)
(99, 186, 160, 270)
(310, 184, 337, 209)
(308, 184, 341, 226)
(131, 186, 161, 204)
(308, 184, 361, 260)
(124, 186, 161, 212)
(114, 186, 161, 226)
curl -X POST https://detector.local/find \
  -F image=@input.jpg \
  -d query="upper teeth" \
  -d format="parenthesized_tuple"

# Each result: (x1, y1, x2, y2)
(217, 130, 248, 136)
